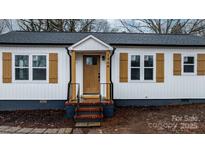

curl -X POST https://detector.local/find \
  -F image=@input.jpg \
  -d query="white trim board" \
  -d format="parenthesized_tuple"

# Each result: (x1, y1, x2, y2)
(68, 35, 113, 51)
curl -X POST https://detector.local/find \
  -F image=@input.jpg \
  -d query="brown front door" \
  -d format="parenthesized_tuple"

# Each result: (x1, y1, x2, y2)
(83, 55, 100, 94)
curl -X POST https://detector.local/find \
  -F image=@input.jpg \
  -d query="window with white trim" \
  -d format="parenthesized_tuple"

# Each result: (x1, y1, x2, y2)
(144, 55, 154, 80)
(14, 54, 48, 82)
(183, 56, 195, 74)
(32, 55, 47, 80)
(15, 55, 29, 80)
(131, 55, 140, 80)
(129, 54, 155, 81)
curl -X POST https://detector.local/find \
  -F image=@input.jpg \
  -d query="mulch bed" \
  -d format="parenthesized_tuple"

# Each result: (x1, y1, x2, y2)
(1, 104, 205, 133)
(0, 110, 74, 128)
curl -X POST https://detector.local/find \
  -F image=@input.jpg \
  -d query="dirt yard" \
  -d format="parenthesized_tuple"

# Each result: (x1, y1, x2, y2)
(100, 104, 205, 134)
(0, 104, 205, 133)
(0, 110, 75, 128)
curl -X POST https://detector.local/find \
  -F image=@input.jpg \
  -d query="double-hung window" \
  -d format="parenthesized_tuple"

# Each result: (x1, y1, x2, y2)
(144, 55, 154, 80)
(183, 55, 195, 74)
(131, 55, 140, 80)
(130, 54, 155, 81)
(15, 55, 29, 80)
(14, 54, 48, 82)
(32, 55, 47, 80)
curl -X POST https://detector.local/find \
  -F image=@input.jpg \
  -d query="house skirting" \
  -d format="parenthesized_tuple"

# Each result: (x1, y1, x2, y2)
(114, 99, 205, 106)
(0, 100, 65, 111)
(1, 99, 205, 111)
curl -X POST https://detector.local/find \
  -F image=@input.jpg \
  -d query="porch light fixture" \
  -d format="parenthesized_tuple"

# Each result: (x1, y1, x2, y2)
(102, 55, 105, 61)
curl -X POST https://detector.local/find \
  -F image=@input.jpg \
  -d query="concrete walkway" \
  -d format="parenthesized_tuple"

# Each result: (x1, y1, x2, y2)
(0, 125, 73, 134)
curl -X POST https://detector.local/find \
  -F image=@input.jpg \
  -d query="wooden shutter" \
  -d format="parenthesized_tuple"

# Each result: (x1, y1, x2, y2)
(119, 53, 128, 82)
(173, 53, 181, 75)
(197, 54, 205, 75)
(49, 53, 58, 83)
(2, 52, 12, 83)
(156, 53, 164, 82)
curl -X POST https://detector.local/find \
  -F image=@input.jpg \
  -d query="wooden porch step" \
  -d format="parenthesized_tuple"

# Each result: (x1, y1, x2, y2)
(75, 114, 103, 119)
(74, 113, 103, 122)
(73, 96, 105, 123)
(82, 95, 100, 99)
(78, 102, 101, 106)
(77, 107, 103, 112)
(76, 107, 102, 115)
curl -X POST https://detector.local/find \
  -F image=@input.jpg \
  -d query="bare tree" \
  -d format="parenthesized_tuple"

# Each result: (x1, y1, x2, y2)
(0, 19, 13, 34)
(18, 19, 48, 32)
(120, 19, 205, 35)
(83, 19, 113, 32)
(17, 19, 114, 32)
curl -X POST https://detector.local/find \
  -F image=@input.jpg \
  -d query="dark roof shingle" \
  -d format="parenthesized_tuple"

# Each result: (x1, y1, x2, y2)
(0, 31, 205, 46)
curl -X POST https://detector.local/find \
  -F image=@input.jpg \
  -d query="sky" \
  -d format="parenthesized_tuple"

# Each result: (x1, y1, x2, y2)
(107, 19, 122, 29)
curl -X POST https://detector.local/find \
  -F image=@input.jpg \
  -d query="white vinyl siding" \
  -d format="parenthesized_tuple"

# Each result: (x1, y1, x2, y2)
(2, 45, 205, 101)
(112, 47, 205, 100)
(0, 46, 69, 100)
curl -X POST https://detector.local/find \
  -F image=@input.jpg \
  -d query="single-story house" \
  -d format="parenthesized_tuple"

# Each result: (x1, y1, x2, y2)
(1, 31, 205, 120)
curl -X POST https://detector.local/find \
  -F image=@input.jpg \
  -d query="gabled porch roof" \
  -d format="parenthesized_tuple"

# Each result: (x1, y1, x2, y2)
(68, 35, 113, 51)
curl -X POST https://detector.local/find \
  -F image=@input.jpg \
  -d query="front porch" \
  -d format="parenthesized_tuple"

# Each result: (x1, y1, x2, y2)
(68, 51, 113, 103)
(64, 35, 114, 123)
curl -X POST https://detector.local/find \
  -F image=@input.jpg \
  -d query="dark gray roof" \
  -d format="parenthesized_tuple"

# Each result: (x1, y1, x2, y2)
(0, 31, 205, 46)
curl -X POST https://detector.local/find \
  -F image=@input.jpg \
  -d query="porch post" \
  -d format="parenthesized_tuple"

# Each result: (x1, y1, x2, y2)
(71, 50, 76, 100)
(106, 50, 111, 100)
